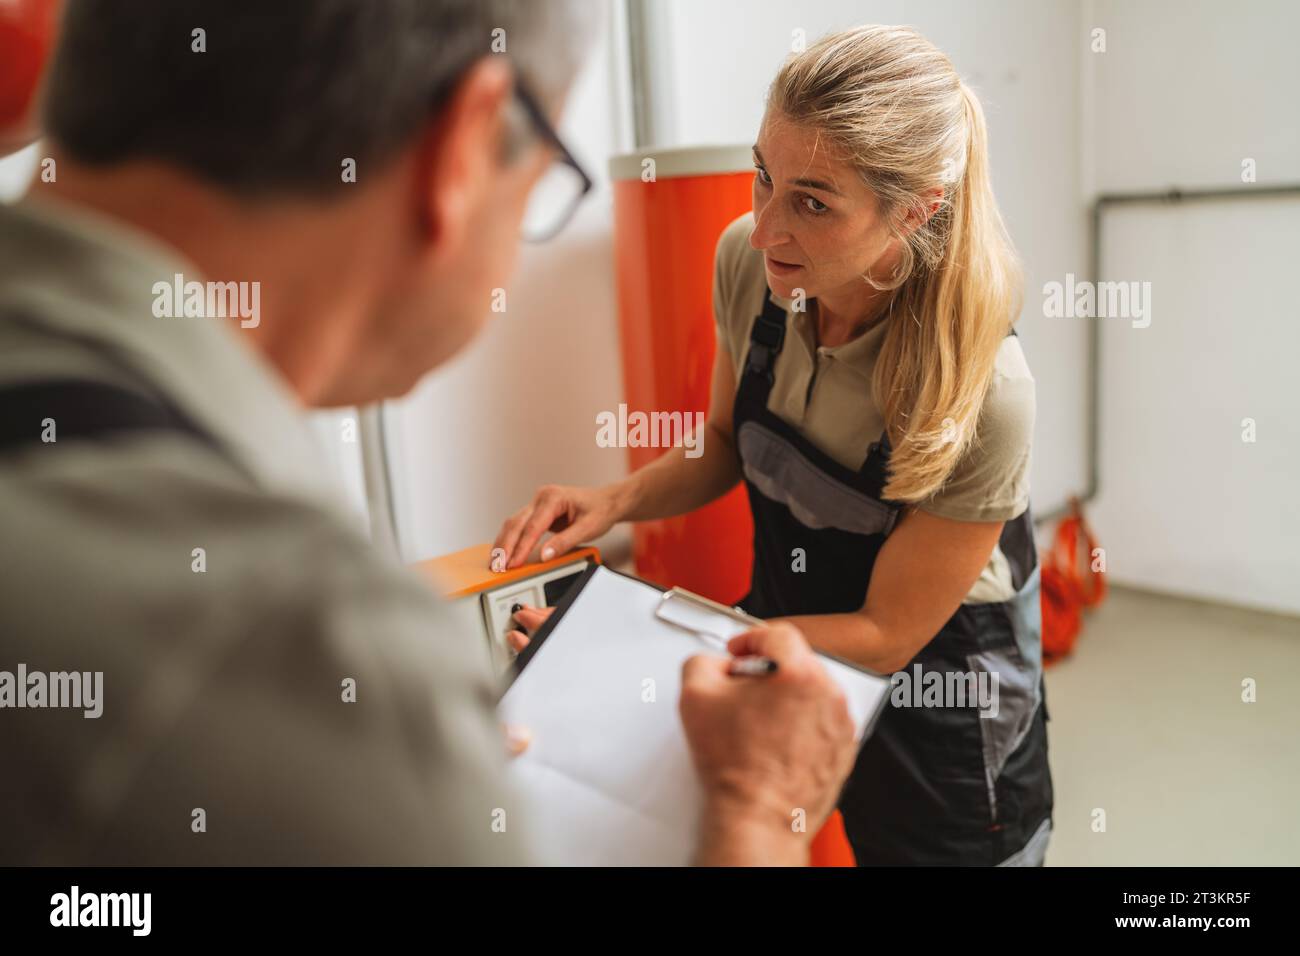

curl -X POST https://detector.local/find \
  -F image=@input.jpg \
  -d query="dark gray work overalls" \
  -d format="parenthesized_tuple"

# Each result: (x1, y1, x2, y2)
(733, 288, 1054, 866)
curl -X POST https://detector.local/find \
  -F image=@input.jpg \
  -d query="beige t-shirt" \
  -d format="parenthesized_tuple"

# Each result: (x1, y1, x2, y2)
(712, 213, 1035, 604)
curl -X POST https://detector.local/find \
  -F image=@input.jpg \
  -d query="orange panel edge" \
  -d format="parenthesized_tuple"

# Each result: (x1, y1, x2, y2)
(412, 544, 602, 600)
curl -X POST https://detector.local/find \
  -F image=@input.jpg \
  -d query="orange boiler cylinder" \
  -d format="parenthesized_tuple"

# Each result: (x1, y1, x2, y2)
(609, 145, 755, 604)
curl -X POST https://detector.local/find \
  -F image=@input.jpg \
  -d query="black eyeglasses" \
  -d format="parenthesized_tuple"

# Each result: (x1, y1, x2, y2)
(513, 79, 593, 243)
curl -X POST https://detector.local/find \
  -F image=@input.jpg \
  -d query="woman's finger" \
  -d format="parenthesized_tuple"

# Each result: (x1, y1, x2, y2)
(512, 604, 553, 634)
(502, 722, 532, 757)
(509, 494, 567, 569)
(506, 629, 531, 653)
(536, 516, 597, 563)
(492, 506, 531, 570)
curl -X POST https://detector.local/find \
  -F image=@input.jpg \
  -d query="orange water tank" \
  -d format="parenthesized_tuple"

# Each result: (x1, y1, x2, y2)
(609, 145, 755, 604)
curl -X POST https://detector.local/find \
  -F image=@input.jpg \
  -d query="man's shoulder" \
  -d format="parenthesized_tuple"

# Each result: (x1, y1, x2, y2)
(0, 434, 474, 674)
(0, 440, 513, 864)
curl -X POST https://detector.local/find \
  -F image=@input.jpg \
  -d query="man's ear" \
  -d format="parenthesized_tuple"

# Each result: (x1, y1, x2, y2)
(415, 56, 515, 262)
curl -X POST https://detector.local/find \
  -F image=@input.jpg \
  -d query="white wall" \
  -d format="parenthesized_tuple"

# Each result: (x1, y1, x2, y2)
(1096, 201, 1300, 614)
(0, 142, 39, 200)
(387, 14, 635, 563)
(1085, 0, 1300, 614)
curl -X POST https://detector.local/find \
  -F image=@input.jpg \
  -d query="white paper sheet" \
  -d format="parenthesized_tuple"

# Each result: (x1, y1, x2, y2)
(497, 566, 891, 866)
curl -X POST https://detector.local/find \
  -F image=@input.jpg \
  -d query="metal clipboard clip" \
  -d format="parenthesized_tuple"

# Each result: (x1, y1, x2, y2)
(653, 586, 765, 649)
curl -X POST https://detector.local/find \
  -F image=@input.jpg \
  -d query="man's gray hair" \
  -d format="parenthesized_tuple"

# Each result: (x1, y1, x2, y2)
(44, 0, 593, 196)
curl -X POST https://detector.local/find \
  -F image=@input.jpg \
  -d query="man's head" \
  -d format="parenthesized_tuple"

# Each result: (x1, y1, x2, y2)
(39, 0, 594, 404)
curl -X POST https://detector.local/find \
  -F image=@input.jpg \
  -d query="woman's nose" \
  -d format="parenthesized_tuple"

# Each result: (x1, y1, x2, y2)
(749, 203, 788, 251)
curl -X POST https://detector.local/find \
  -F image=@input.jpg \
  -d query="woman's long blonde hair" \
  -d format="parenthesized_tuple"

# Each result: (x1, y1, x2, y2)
(769, 25, 1023, 504)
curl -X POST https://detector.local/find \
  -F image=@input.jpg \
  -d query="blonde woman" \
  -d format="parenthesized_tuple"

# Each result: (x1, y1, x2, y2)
(496, 25, 1053, 866)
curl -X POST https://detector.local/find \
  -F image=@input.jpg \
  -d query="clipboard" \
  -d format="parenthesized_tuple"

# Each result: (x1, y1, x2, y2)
(508, 564, 762, 681)
(497, 564, 892, 865)
(509, 564, 885, 687)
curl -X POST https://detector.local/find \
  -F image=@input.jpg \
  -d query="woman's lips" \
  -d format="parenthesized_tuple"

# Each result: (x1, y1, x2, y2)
(765, 255, 803, 276)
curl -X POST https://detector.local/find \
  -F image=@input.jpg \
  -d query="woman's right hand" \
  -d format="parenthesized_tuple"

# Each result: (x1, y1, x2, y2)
(492, 483, 628, 571)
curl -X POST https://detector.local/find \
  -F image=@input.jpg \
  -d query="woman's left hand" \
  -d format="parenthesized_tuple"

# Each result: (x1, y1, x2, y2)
(506, 604, 554, 653)
(499, 604, 556, 757)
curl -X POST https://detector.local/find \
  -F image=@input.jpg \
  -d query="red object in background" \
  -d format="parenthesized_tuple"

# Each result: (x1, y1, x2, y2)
(809, 807, 856, 867)
(1041, 496, 1108, 665)
(610, 146, 755, 604)
(611, 147, 855, 868)
(0, 0, 58, 148)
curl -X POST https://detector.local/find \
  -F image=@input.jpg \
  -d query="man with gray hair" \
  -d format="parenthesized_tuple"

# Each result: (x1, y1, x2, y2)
(0, 0, 857, 865)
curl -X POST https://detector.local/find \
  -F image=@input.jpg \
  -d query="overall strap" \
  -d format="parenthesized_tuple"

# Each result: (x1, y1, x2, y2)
(859, 431, 894, 498)
(744, 289, 789, 388)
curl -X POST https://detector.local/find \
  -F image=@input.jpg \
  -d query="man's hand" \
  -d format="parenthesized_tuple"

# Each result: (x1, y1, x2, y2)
(510, 608, 856, 864)
(679, 622, 857, 866)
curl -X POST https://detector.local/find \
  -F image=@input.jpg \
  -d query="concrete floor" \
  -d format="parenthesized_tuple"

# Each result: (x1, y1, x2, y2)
(1042, 585, 1300, 865)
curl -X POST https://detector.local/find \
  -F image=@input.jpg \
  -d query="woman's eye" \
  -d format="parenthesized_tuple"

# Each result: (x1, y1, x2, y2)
(754, 165, 772, 186)
(802, 195, 829, 214)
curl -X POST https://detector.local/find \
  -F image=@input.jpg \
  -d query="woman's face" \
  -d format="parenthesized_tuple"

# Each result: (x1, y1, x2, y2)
(750, 110, 900, 306)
